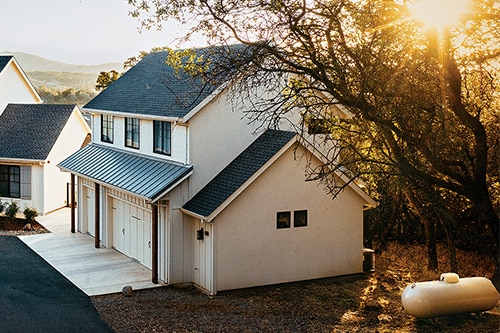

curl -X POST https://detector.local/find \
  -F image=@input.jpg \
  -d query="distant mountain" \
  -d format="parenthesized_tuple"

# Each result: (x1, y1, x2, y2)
(0, 51, 122, 74)
(0, 51, 123, 105)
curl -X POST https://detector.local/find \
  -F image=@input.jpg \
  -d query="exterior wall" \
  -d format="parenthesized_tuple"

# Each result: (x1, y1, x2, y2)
(92, 114, 189, 164)
(0, 61, 41, 114)
(166, 180, 194, 285)
(0, 163, 43, 214)
(187, 78, 303, 197)
(45, 108, 90, 214)
(212, 144, 366, 292)
(187, 90, 260, 196)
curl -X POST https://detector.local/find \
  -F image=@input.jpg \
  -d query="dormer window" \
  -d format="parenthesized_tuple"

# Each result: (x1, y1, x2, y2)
(101, 114, 114, 143)
(154, 121, 171, 156)
(125, 117, 140, 149)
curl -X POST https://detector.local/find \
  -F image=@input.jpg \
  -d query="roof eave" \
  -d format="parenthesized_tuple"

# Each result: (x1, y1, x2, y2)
(82, 107, 182, 122)
(179, 207, 208, 222)
(9, 57, 43, 104)
(181, 80, 230, 122)
(149, 168, 193, 203)
(204, 135, 299, 222)
(0, 158, 46, 164)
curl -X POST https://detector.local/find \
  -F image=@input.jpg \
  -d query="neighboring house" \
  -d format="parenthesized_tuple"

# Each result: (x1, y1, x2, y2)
(0, 56, 42, 114)
(0, 104, 91, 215)
(58, 46, 376, 295)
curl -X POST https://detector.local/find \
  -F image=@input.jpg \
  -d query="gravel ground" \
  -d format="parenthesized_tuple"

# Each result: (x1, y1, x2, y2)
(2, 219, 497, 332)
(91, 243, 500, 333)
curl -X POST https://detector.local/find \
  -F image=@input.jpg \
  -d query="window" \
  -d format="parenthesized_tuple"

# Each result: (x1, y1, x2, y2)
(307, 118, 330, 135)
(125, 117, 140, 149)
(0, 165, 20, 198)
(294, 210, 308, 227)
(101, 114, 114, 143)
(277, 211, 291, 229)
(277, 210, 308, 229)
(153, 121, 171, 155)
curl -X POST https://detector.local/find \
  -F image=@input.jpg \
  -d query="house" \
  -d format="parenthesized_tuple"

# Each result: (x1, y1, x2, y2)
(0, 104, 91, 215)
(0, 55, 42, 114)
(58, 46, 376, 295)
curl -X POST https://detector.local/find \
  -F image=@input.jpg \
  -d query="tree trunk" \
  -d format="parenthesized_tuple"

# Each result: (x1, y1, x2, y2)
(425, 219, 439, 271)
(405, 190, 438, 271)
(442, 220, 458, 273)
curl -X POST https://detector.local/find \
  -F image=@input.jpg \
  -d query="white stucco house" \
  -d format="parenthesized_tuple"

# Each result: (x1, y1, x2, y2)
(0, 55, 42, 114)
(58, 45, 376, 295)
(0, 104, 91, 215)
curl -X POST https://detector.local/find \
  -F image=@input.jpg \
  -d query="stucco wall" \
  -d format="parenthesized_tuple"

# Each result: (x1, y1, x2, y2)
(44, 108, 90, 214)
(0, 61, 41, 114)
(213, 144, 366, 292)
(187, 89, 260, 196)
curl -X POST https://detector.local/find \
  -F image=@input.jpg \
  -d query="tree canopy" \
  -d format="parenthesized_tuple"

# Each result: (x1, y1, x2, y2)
(128, 0, 499, 283)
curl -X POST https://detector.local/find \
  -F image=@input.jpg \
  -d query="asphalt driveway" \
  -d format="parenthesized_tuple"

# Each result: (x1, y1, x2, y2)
(0, 236, 113, 333)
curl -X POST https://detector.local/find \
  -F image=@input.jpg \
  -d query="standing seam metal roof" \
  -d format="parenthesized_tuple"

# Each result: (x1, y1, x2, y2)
(182, 130, 297, 217)
(58, 144, 193, 201)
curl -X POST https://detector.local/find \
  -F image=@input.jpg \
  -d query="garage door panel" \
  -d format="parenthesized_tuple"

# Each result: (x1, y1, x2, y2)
(112, 197, 152, 269)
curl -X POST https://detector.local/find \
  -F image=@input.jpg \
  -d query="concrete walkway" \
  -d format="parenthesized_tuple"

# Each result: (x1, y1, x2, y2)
(19, 208, 162, 296)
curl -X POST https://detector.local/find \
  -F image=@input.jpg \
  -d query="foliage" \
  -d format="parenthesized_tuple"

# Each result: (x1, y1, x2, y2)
(37, 85, 96, 106)
(95, 70, 122, 91)
(128, 0, 499, 282)
(5, 202, 19, 220)
(95, 46, 173, 91)
(0, 200, 4, 215)
(23, 207, 38, 222)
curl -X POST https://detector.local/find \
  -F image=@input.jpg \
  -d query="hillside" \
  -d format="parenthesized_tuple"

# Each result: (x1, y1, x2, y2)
(1, 51, 123, 105)
(0, 51, 121, 74)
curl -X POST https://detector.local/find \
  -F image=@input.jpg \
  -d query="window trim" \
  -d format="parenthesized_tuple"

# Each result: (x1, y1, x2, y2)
(293, 210, 308, 227)
(277, 211, 291, 229)
(125, 117, 140, 149)
(277, 210, 308, 229)
(153, 120, 172, 156)
(0, 165, 20, 199)
(101, 114, 114, 143)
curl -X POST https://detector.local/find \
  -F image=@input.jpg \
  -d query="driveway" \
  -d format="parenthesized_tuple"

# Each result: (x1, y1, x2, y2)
(0, 236, 113, 333)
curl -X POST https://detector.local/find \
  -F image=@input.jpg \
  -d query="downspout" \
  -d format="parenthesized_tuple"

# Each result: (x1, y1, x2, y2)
(70, 174, 75, 233)
(94, 183, 100, 248)
(151, 204, 159, 284)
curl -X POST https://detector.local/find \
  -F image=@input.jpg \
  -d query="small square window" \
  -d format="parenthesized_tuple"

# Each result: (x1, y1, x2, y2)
(277, 211, 291, 229)
(307, 118, 330, 135)
(294, 210, 308, 227)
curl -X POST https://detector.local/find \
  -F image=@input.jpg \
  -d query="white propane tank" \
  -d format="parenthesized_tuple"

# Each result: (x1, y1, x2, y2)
(401, 273, 500, 318)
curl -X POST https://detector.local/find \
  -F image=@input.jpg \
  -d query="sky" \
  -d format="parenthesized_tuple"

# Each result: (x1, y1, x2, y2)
(0, 0, 205, 65)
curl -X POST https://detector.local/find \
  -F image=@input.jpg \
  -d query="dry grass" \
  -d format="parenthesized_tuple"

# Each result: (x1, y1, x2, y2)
(92, 242, 499, 333)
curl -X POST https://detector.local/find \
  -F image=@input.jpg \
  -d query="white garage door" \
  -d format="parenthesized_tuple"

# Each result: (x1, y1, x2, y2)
(112, 198, 152, 269)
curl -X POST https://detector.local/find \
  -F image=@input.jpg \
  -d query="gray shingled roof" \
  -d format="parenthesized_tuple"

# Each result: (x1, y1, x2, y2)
(0, 104, 76, 160)
(182, 130, 297, 218)
(84, 45, 248, 118)
(0, 55, 13, 72)
(58, 143, 193, 201)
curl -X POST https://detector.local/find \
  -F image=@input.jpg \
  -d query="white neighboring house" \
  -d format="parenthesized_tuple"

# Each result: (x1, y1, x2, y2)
(0, 55, 42, 114)
(0, 104, 91, 215)
(58, 45, 376, 295)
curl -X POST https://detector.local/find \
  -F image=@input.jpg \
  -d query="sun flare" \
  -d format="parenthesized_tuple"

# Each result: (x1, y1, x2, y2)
(410, 0, 468, 30)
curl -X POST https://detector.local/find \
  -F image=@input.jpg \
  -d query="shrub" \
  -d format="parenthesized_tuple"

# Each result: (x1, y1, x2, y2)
(5, 202, 19, 220)
(23, 207, 39, 222)
(0, 200, 4, 215)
